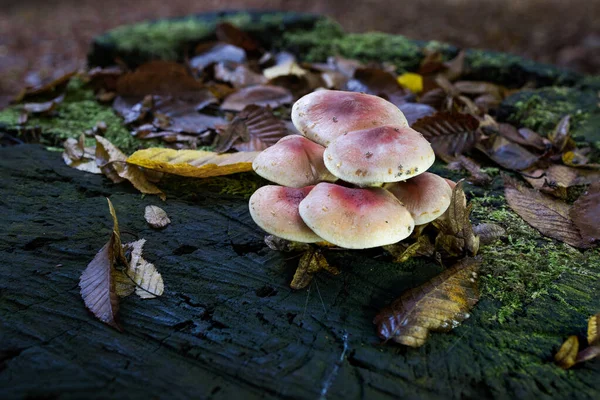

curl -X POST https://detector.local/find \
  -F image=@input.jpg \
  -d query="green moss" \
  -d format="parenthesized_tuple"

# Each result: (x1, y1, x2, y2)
(501, 87, 599, 142)
(0, 78, 137, 153)
(471, 192, 600, 322)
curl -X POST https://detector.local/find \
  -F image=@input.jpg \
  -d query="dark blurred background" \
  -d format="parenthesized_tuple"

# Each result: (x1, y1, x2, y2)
(1, 0, 599, 101)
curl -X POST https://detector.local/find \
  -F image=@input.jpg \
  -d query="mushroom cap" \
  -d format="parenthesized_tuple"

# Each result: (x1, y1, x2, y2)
(323, 125, 435, 186)
(384, 172, 452, 225)
(252, 135, 337, 187)
(249, 185, 322, 243)
(298, 183, 414, 249)
(291, 90, 408, 146)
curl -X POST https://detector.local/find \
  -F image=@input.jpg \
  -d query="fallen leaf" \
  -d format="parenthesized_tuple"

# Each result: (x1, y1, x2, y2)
(482, 122, 549, 152)
(95, 136, 165, 200)
(220, 85, 293, 111)
(588, 313, 600, 346)
(396, 72, 423, 93)
(113, 95, 153, 125)
(575, 345, 600, 364)
(115, 239, 164, 299)
(116, 61, 205, 97)
(263, 61, 307, 80)
(215, 22, 260, 53)
(522, 164, 600, 199)
(127, 147, 259, 178)
(374, 257, 480, 347)
(412, 112, 480, 162)
(432, 180, 480, 257)
(79, 199, 126, 330)
(555, 335, 579, 369)
(399, 103, 436, 126)
(62, 135, 102, 174)
(570, 182, 600, 246)
(454, 81, 502, 98)
(152, 97, 224, 134)
(14, 70, 76, 102)
(145, 205, 171, 229)
(473, 223, 506, 245)
(290, 248, 340, 290)
(455, 155, 492, 186)
(23, 94, 64, 115)
(214, 105, 288, 152)
(504, 176, 588, 248)
(190, 43, 247, 71)
(482, 136, 540, 171)
(346, 67, 405, 98)
(549, 115, 571, 153)
(214, 62, 267, 88)
(383, 235, 435, 263)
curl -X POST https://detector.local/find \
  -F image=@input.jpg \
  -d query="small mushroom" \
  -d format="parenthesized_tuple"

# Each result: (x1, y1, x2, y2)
(252, 135, 337, 187)
(291, 90, 408, 146)
(299, 182, 414, 249)
(323, 125, 435, 186)
(249, 185, 322, 243)
(384, 172, 452, 225)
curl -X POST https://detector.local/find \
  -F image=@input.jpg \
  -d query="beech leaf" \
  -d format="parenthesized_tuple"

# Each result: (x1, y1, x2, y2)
(588, 313, 600, 346)
(114, 239, 164, 299)
(79, 199, 126, 330)
(504, 176, 588, 248)
(412, 112, 480, 162)
(482, 136, 539, 171)
(220, 85, 293, 111)
(127, 148, 259, 178)
(570, 182, 600, 246)
(214, 105, 288, 152)
(144, 205, 171, 229)
(290, 248, 340, 290)
(374, 257, 480, 347)
(116, 61, 204, 97)
(62, 135, 102, 174)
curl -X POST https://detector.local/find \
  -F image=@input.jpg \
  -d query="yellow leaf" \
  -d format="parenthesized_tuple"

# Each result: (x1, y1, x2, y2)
(397, 72, 423, 94)
(127, 148, 260, 178)
(555, 335, 579, 369)
(589, 313, 600, 346)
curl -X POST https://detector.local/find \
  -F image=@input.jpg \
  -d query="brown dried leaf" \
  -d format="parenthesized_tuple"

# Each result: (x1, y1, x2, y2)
(215, 22, 260, 53)
(114, 239, 164, 299)
(345, 67, 404, 98)
(482, 136, 540, 171)
(473, 223, 506, 245)
(549, 115, 571, 153)
(127, 147, 259, 178)
(522, 164, 600, 199)
(432, 181, 480, 257)
(399, 103, 436, 126)
(214, 62, 267, 88)
(214, 105, 288, 152)
(504, 176, 588, 248)
(555, 335, 579, 369)
(116, 61, 204, 97)
(570, 182, 600, 246)
(384, 235, 435, 263)
(575, 345, 600, 364)
(95, 136, 165, 200)
(290, 248, 340, 290)
(113, 95, 153, 125)
(79, 199, 125, 330)
(152, 97, 224, 134)
(482, 122, 550, 152)
(14, 71, 76, 102)
(454, 81, 502, 98)
(144, 205, 171, 229)
(374, 257, 480, 347)
(62, 135, 102, 174)
(456, 155, 492, 186)
(412, 112, 480, 162)
(220, 85, 293, 111)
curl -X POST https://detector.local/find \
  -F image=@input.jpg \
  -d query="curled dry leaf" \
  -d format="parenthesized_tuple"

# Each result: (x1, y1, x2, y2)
(570, 182, 600, 246)
(549, 115, 571, 153)
(14, 70, 76, 102)
(589, 313, 600, 346)
(220, 85, 293, 111)
(215, 22, 260, 53)
(374, 257, 480, 347)
(62, 135, 102, 174)
(433, 181, 480, 257)
(412, 112, 480, 162)
(79, 198, 126, 330)
(504, 176, 588, 248)
(214, 105, 288, 152)
(95, 136, 166, 200)
(127, 148, 259, 178)
(264, 235, 311, 253)
(555, 335, 579, 369)
(473, 223, 506, 245)
(383, 235, 435, 263)
(290, 248, 340, 290)
(113, 95, 153, 125)
(114, 239, 165, 299)
(521, 164, 600, 199)
(145, 205, 171, 229)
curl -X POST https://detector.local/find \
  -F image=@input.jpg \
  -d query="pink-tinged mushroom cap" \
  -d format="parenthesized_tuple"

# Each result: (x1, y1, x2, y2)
(291, 90, 408, 146)
(384, 172, 452, 225)
(298, 183, 414, 249)
(252, 135, 337, 187)
(249, 185, 322, 243)
(323, 125, 435, 186)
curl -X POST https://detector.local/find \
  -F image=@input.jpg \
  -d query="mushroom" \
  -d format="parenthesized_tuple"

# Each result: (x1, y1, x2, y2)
(323, 125, 435, 186)
(252, 135, 337, 187)
(291, 90, 408, 146)
(384, 172, 452, 225)
(298, 182, 414, 249)
(249, 185, 322, 243)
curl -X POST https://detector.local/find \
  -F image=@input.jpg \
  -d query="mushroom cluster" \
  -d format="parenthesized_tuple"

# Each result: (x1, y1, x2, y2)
(249, 89, 452, 251)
